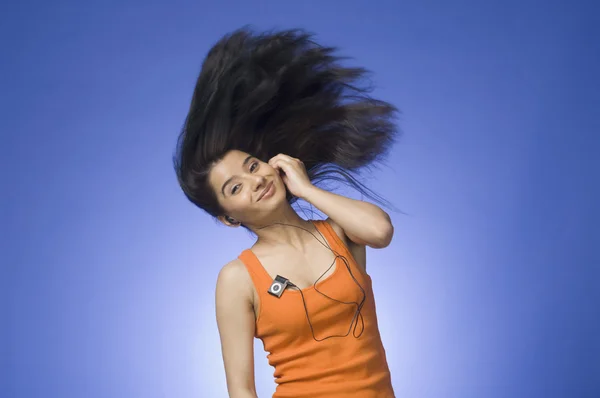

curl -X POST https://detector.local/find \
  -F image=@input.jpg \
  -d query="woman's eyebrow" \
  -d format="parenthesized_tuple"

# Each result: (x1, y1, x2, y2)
(221, 155, 254, 195)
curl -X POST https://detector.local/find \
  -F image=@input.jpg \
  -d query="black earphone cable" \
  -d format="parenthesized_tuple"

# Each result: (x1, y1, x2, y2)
(256, 221, 366, 341)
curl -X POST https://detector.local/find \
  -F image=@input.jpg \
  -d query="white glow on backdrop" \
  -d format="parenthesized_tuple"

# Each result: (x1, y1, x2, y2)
(3, 1, 598, 398)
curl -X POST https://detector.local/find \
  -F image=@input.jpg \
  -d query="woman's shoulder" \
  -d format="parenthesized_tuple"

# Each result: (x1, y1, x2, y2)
(315, 217, 348, 244)
(216, 257, 253, 293)
(320, 217, 368, 272)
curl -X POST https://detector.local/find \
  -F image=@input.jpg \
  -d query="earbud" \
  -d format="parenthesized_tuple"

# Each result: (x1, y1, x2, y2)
(225, 216, 238, 225)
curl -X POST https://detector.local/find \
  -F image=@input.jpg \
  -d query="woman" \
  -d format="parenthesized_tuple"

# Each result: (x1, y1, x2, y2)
(174, 28, 399, 398)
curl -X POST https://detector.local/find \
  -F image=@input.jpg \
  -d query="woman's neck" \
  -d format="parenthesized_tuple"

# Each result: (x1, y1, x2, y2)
(250, 205, 318, 250)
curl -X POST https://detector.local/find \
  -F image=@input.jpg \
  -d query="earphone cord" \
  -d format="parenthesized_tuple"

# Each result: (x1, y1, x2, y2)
(255, 221, 367, 341)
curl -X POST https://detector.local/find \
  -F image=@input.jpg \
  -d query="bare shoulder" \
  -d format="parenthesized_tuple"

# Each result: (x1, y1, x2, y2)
(324, 217, 347, 242)
(216, 258, 254, 298)
(324, 217, 367, 271)
(324, 217, 357, 248)
(218, 258, 248, 282)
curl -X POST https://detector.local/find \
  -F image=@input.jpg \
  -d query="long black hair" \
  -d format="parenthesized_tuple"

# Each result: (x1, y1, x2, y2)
(174, 27, 400, 218)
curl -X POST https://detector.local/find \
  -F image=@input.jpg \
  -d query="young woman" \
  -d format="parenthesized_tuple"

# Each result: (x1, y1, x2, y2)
(174, 28, 399, 398)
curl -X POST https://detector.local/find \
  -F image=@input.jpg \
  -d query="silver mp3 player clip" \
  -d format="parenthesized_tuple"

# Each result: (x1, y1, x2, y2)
(268, 275, 289, 298)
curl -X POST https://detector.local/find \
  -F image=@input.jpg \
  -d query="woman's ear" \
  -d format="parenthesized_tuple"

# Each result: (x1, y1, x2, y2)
(219, 215, 241, 227)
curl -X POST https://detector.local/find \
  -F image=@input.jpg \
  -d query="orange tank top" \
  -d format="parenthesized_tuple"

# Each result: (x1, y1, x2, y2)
(238, 220, 395, 398)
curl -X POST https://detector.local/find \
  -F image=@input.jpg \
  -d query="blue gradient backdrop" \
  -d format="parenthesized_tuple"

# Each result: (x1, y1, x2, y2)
(2, 1, 599, 397)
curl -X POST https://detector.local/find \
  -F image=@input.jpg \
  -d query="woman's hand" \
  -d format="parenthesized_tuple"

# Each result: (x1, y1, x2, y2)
(269, 153, 394, 248)
(268, 154, 314, 199)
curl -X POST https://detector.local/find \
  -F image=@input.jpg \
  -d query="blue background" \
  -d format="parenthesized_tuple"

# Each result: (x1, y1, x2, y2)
(2, 0, 599, 397)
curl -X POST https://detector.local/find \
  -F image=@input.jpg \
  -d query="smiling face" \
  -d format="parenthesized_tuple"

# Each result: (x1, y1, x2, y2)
(208, 150, 286, 226)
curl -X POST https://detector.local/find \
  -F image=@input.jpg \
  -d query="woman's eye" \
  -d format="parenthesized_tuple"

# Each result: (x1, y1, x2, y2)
(231, 184, 241, 194)
(250, 161, 259, 172)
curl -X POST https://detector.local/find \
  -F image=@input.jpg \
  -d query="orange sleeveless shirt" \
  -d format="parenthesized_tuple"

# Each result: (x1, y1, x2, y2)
(238, 220, 395, 397)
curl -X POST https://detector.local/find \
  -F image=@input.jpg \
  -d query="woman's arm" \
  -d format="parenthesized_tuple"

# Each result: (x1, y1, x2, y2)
(268, 154, 394, 249)
(302, 186, 394, 248)
(215, 259, 259, 398)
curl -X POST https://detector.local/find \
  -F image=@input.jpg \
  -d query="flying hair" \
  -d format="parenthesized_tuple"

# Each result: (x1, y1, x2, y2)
(173, 27, 401, 218)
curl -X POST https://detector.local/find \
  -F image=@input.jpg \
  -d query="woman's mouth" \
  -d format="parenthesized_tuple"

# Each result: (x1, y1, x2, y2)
(258, 181, 275, 201)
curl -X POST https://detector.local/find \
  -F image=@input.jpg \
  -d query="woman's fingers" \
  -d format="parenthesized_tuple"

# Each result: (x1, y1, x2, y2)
(268, 153, 302, 165)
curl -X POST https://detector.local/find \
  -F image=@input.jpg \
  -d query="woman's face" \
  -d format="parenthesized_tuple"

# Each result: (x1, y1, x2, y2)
(208, 150, 286, 225)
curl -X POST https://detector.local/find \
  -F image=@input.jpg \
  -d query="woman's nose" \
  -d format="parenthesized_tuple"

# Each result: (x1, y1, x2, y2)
(251, 174, 266, 190)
